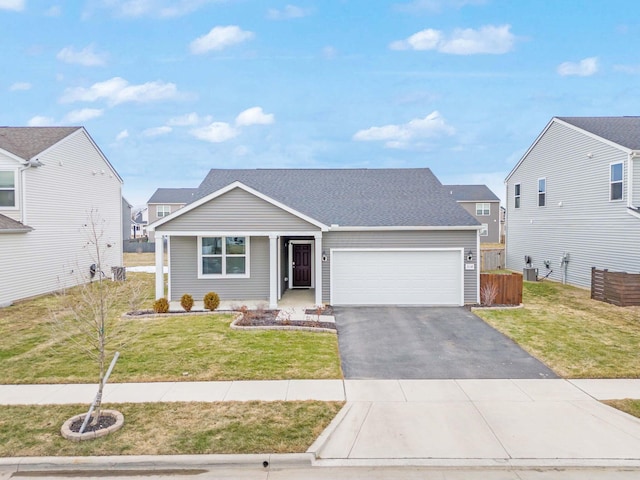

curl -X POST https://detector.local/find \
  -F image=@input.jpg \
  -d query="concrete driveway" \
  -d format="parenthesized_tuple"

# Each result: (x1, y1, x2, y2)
(334, 307, 557, 379)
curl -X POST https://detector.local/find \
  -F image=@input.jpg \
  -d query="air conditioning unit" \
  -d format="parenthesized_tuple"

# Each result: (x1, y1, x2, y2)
(523, 267, 538, 281)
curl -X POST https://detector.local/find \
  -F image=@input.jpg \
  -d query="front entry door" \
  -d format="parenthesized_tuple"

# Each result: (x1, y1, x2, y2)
(292, 243, 312, 287)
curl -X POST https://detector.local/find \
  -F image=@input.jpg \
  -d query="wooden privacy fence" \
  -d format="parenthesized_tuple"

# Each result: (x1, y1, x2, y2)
(480, 248, 505, 271)
(591, 267, 640, 306)
(480, 272, 523, 305)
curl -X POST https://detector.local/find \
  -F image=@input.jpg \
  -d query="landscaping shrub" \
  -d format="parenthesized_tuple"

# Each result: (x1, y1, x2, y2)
(180, 294, 194, 312)
(153, 297, 170, 313)
(203, 292, 220, 311)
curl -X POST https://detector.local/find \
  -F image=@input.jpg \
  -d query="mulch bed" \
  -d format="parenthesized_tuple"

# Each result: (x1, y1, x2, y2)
(234, 309, 336, 330)
(69, 415, 117, 433)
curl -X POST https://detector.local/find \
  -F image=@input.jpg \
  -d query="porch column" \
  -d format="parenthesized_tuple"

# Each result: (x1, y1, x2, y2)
(269, 234, 278, 309)
(154, 231, 164, 300)
(314, 233, 323, 306)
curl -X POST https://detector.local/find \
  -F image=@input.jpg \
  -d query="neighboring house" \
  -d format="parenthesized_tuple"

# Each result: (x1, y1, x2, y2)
(147, 188, 198, 225)
(0, 127, 123, 307)
(505, 116, 640, 288)
(122, 197, 132, 241)
(131, 208, 147, 239)
(148, 168, 481, 308)
(444, 185, 501, 243)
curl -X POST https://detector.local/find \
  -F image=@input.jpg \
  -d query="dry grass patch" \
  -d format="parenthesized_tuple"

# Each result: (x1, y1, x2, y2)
(0, 401, 343, 457)
(124, 252, 165, 267)
(604, 399, 640, 419)
(475, 281, 640, 378)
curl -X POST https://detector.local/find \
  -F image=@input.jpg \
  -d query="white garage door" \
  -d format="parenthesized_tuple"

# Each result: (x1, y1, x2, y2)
(331, 249, 463, 306)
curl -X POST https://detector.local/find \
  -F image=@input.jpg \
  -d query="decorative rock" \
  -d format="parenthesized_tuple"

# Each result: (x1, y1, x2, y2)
(61, 409, 124, 442)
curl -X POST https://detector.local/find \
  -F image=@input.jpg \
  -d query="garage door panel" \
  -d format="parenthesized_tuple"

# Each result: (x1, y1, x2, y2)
(332, 250, 462, 306)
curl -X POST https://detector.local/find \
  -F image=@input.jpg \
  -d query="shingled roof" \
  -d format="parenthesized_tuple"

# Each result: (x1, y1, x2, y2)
(192, 168, 479, 227)
(557, 117, 640, 150)
(0, 127, 81, 159)
(0, 213, 32, 233)
(147, 188, 199, 204)
(444, 185, 500, 202)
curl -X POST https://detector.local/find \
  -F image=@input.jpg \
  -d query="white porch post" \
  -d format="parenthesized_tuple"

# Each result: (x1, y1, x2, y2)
(154, 232, 165, 299)
(269, 234, 278, 309)
(314, 233, 323, 306)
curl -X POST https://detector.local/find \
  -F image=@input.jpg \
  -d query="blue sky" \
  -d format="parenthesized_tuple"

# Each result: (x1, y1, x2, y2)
(2, 0, 640, 208)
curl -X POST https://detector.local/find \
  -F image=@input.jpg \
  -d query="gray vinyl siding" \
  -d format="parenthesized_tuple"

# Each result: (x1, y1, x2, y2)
(633, 157, 640, 207)
(0, 130, 122, 307)
(168, 235, 269, 302)
(457, 201, 500, 243)
(320, 230, 478, 304)
(157, 187, 319, 232)
(148, 202, 186, 225)
(506, 120, 640, 288)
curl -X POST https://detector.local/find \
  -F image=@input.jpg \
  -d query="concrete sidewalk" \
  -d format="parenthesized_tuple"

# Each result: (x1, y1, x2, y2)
(2, 379, 640, 468)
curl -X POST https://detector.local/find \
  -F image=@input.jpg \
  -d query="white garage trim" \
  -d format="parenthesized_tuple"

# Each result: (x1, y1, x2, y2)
(330, 248, 464, 306)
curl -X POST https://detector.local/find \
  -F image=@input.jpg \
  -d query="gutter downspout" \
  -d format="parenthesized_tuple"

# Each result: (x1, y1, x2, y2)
(18, 163, 31, 225)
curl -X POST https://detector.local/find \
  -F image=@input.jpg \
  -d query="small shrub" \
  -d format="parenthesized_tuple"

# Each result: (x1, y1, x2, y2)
(480, 282, 499, 306)
(180, 294, 194, 312)
(153, 297, 170, 313)
(203, 292, 220, 311)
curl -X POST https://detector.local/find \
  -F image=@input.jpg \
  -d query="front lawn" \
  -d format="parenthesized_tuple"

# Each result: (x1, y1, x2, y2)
(474, 281, 640, 378)
(0, 401, 343, 456)
(0, 273, 341, 383)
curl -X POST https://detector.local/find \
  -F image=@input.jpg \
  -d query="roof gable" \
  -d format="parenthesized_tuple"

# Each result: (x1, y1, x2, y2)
(557, 116, 640, 150)
(0, 127, 81, 160)
(444, 185, 500, 202)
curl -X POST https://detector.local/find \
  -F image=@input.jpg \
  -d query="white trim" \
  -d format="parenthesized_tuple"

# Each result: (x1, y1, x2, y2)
(327, 225, 481, 232)
(277, 236, 282, 301)
(610, 161, 624, 202)
(628, 152, 635, 209)
(479, 223, 488, 236)
(514, 182, 521, 209)
(269, 234, 278, 309)
(314, 233, 323, 307)
(149, 181, 328, 231)
(537, 177, 546, 207)
(155, 232, 164, 299)
(0, 147, 27, 164)
(197, 235, 250, 279)
(476, 231, 480, 303)
(153, 230, 320, 237)
(329, 247, 465, 306)
(288, 240, 314, 289)
(0, 168, 19, 211)
(475, 202, 490, 216)
(167, 236, 171, 301)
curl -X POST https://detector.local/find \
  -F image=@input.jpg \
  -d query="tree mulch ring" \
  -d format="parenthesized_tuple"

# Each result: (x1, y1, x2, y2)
(234, 309, 337, 330)
(69, 415, 117, 433)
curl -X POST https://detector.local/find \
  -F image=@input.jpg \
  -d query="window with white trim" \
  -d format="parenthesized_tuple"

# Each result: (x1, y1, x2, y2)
(480, 224, 488, 236)
(157, 205, 171, 217)
(0, 170, 16, 208)
(475, 203, 490, 216)
(199, 236, 249, 277)
(514, 183, 521, 209)
(610, 162, 623, 201)
(538, 178, 546, 207)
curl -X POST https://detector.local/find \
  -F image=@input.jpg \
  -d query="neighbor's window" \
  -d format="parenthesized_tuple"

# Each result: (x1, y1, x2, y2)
(538, 178, 546, 207)
(199, 236, 248, 277)
(514, 183, 521, 209)
(476, 203, 490, 216)
(610, 162, 623, 201)
(480, 224, 489, 236)
(157, 205, 171, 217)
(0, 170, 16, 208)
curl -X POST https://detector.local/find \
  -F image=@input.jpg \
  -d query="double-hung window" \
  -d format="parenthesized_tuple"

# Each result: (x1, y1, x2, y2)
(610, 162, 623, 201)
(0, 170, 16, 208)
(538, 178, 546, 207)
(199, 236, 249, 277)
(157, 205, 171, 218)
(514, 183, 521, 209)
(476, 203, 490, 216)
(480, 224, 489, 236)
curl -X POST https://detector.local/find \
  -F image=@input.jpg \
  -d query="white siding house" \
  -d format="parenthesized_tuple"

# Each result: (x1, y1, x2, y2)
(505, 117, 640, 288)
(0, 127, 123, 307)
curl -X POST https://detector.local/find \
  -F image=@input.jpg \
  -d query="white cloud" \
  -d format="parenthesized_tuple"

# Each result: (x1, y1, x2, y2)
(390, 24, 515, 55)
(353, 111, 455, 148)
(0, 0, 24, 11)
(190, 26, 254, 54)
(60, 77, 179, 106)
(45, 5, 62, 16)
(98, 0, 219, 18)
(63, 108, 104, 123)
(9, 82, 31, 91)
(267, 4, 311, 20)
(557, 57, 599, 77)
(167, 112, 211, 126)
(190, 122, 238, 143)
(116, 130, 129, 141)
(235, 107, 274, 126)
(142, 126, 172, 137)
(57, 45, 107, 67)
(28, 116, 55, 126)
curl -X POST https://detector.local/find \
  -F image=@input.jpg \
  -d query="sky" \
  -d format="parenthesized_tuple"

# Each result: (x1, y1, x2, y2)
(2, 0, 640, 209)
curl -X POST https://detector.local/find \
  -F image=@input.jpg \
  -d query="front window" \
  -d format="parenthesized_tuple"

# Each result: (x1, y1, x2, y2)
(610, 162, 623, 201)
(476, 203, 490, 216)
(0, 170, 16, 208)
(480, 224, 488, 236)
(538, 178, 546, 207)
(514, 183, 521, 209)
(157, 205, 171, 217)
(199, 236, 248, 277)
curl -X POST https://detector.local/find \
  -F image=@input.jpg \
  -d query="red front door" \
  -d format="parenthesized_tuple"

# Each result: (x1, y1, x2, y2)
(292, 244, 312, 287)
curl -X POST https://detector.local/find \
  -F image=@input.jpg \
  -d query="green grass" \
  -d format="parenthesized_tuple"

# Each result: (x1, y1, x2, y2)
(604, 399, 640, 419)
(0, 273, 341, 384)
(0, 401, 344, 457)
(474, 281, 640, 378)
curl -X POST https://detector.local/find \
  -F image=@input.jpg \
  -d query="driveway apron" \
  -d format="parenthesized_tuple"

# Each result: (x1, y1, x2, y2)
(334, 306, 557, 379)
